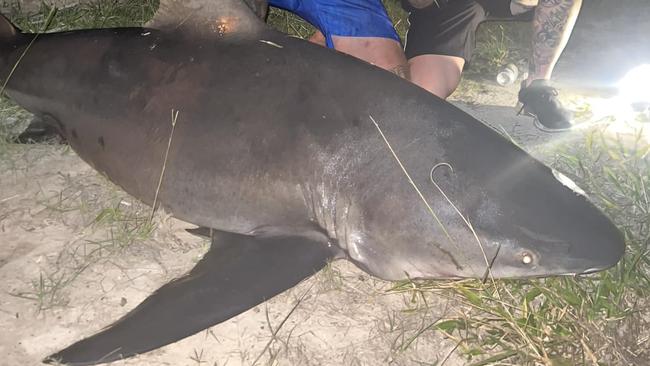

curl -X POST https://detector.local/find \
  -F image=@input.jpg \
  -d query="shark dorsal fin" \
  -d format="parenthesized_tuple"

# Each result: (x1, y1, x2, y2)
(146, 0, 267, 37)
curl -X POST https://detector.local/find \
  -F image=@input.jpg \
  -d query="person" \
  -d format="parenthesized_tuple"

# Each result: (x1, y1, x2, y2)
(402, 0, 582, 131)
(268, 0, 410, 78)
(268, 0, 582, 132)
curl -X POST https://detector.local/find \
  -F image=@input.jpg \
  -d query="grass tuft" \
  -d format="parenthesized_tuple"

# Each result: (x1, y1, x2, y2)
(471, 21, 532, 79)
(5, 0, 156, 31)
(92, 199, 157, 249)
(267, 5, 315, 39)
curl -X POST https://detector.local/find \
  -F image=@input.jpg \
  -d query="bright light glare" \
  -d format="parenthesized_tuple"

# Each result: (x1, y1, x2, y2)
(552, 169, 586, 196)
(618, 64, 650, 104)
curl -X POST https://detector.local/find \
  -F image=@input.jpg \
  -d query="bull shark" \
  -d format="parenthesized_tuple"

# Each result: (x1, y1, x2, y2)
(0, 0, 624, 364)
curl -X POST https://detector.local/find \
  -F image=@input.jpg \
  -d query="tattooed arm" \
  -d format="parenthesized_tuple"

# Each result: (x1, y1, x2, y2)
(528, 0, 582, 85)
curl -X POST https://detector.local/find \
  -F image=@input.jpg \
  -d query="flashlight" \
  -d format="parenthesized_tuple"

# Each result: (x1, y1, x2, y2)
(618, 64, 650, 110)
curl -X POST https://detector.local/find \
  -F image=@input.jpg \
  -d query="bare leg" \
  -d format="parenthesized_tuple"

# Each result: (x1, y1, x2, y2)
(331, 35, 410, 79)
(307, 30, 409, 79)
(407, 54, 465, 99)
(527, 0, 583, 85)
(309, 30, 326, 46)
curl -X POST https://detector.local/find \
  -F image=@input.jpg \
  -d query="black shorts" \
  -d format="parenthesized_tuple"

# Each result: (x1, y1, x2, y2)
(402, 0, 533, 62)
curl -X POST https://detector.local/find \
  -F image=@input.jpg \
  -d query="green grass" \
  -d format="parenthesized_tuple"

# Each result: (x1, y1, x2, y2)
(91, 197, 157, 248)
(267, 6, 316, 39)
(470, 21, 532, 78)
(4, 0, 156, 31)
(382, 0, 409, 41)
(11, 267, 83, 312)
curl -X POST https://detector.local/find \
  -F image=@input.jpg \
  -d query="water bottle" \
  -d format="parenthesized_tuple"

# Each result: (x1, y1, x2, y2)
(496, 63, 519, 86)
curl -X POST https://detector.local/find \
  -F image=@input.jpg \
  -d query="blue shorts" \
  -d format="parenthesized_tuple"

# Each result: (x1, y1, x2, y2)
(269, 0, 401, 48)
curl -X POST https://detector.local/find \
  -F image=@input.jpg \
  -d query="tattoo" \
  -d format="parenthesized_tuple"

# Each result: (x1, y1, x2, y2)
(529, 0, 582, 80)
(391, 63, 411, 80)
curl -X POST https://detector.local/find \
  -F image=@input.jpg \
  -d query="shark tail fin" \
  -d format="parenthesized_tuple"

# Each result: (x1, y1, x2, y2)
(146, 0, 267, 37)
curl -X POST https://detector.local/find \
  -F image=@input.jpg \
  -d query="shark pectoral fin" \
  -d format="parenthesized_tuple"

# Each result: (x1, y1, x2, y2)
(45, 230, 339, 366)
(146, 0, 266, 36)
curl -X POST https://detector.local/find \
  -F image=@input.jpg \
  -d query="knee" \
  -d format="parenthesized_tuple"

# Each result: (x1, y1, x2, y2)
(408, 55, 464, 99)
(420, 74, 461, 99)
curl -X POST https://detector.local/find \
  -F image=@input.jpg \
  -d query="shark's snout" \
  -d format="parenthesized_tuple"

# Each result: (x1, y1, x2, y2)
(549, 170, 626, 274)
(475, 164, 626, 278)
(567, 216, 625, 275)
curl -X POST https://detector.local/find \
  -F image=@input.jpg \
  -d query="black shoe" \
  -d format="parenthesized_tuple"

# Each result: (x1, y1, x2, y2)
(518, 79, 573, 132)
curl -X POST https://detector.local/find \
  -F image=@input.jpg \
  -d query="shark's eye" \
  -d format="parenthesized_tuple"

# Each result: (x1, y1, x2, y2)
(522, 252, 533, 265)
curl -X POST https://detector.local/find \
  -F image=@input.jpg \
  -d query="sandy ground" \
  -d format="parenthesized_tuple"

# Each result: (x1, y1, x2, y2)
(0, 76, 606, 366)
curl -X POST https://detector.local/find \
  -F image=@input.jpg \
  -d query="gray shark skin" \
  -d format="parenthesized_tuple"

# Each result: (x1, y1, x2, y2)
(0, 0, 623, 364)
